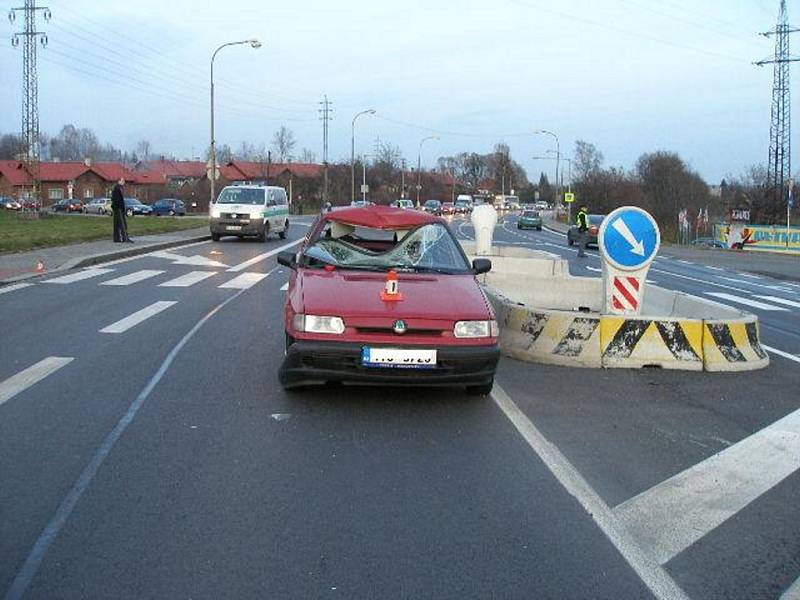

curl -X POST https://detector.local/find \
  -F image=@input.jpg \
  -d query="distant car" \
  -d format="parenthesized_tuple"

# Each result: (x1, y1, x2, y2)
(440, 202, 456, 215)
(350, 200, 373, 207)
(50, 198, 83, 213)
(517, 210, 542, 231)
(423, 199, 442, 215)
(567, 214, 605, 247)
(691, 237, 726, 249)
(533, 201, 549, 210)
(124, 197, 153, 217)
(151, 198, 186, 216)
(1, 197, 21, 210)
(390, 199, 415, 210)
(83, 198, 112, 215)
(454, 199, 472, 214)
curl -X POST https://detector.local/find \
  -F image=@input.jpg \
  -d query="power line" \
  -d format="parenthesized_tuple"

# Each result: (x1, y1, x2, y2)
(319, 94, 333, 203)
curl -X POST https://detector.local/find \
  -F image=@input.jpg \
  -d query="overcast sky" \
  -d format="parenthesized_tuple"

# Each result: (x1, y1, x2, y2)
(0, 0, 792, 183)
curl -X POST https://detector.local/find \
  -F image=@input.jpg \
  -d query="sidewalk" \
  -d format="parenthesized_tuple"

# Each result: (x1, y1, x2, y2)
(541, 214, 799, 281)
(0, 227, 210, 285)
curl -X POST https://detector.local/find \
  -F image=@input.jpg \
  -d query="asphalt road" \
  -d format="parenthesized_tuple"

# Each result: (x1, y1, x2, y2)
(1, 214, 799, 599)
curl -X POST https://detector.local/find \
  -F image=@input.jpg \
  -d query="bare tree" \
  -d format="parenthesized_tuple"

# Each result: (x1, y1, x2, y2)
(573, 140, 604, 181)
(135, 140, 153, 161)
(0, 134, 26, 159)
(271, 126, 296, 162)
(300, 148, 317, 163)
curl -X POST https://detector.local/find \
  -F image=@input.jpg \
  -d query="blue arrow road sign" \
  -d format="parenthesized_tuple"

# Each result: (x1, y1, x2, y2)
(599, 207, 660, 270)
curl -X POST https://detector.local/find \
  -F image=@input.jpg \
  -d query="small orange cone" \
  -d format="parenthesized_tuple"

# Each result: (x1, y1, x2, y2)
(380, 270, 403, 302)
(35, 260, 46, 273)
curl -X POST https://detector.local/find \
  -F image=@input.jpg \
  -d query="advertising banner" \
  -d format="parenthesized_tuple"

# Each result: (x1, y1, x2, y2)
(714, 223, 800, 253)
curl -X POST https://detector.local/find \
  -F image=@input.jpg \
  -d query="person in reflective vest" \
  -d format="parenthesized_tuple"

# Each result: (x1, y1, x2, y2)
(576, 205, 589, 257)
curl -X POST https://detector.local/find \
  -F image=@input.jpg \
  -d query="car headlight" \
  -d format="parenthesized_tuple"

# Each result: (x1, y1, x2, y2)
(210, 206, 221, 218)
(292, 314, 345, 335)
(454, 320, 499, 338)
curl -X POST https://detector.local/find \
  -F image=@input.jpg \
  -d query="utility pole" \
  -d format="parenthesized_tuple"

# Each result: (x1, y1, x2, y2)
(318, 95, 332, 205)
(400, 159, 407, 198)
(755, 0, 800, 221)
(9, 0, 51, 208)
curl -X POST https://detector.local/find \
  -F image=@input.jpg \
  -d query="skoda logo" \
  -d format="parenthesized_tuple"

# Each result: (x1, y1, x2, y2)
(393, 320, 408, 334)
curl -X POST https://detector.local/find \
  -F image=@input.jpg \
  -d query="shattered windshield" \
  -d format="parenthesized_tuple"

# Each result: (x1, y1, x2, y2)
(303, 223, 470, 273)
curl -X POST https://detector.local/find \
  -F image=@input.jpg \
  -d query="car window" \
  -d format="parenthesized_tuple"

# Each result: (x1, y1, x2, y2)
(304, 223, 470, 273)
(217, 188, 265, 205)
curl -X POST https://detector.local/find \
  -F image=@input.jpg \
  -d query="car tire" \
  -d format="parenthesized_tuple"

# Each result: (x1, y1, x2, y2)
(257, 224, 268, 243)
(466, 380, 494, 396)
(211, 232, 221, 242)
(279, 221, 288, 240)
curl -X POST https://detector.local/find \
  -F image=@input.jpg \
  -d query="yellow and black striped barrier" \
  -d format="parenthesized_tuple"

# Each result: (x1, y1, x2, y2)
(600, 317, 704, 370)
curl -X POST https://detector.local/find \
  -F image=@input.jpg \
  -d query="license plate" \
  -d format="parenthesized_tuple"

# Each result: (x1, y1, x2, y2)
(361, 347, 437, 369)
(226, 225, 242, 231)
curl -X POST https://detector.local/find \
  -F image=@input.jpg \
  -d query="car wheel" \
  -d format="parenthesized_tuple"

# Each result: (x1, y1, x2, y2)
(211, 232, 221, 242)
(466, 380, 494, 396)
(279, 221, 288, 240)
(257, 224, 268, 243)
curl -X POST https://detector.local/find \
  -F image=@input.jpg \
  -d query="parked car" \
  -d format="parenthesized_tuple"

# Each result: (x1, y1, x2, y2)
(277, 204, 499, 394)
(151, 198, 186, 216)
(517, 210, 542, 231)
(567, 214, 605, 247)
(389, 198, 415, 210)
(50, 198, 83, 213)
(423, 199, 442, 215)
(124, 197, 153, 217)
(1, 197, 21, 210)
(440, 202, 456, 216)
(534, 201, 550, 210)
(691, 237, 726, 249)
(83, 198, 112, 215)
(350, 200, 373, 207)
(454, 198, 472, 214)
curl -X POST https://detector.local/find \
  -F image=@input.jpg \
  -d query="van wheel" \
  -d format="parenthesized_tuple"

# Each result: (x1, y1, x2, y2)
(257, 224, 269, 243)
(211, 232, 221, 242)
(279, 221, 288, 239)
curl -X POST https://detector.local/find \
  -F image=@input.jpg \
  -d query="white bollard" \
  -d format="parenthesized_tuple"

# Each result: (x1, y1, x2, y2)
(471, 204, 498, 255)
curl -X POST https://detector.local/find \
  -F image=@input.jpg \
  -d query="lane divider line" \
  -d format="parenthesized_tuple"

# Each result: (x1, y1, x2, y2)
(491, 384, 690, 600)
(43, 268, 114, 284)
(0, 357, 74, 407)
(226, 239, 303, 273)
(0, 283, 34, 296)
(99, 301, 177, 334)
(763, 344, 800, 364)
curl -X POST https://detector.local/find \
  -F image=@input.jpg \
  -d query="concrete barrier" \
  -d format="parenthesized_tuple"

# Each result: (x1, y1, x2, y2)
(600, 316, 704, 370)
(703, 316, 769, 372)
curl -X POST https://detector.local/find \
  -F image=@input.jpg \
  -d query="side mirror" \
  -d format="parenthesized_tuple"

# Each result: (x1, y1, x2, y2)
(277, 251, 297, 270)
(472, 258, 492, 275)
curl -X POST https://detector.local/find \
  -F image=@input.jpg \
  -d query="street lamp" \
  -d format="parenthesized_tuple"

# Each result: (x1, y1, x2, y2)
(361, 154, 374, 203)
(547, 150, 573, 191)
(416, 135, 440, 207)
(210, 38, 261, 206)
(534, 129, 560, 199)
(351, 109, 376, 204)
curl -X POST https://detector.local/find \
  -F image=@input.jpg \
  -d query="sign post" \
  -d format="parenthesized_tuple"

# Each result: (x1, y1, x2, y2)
(598, 206, 661, 315)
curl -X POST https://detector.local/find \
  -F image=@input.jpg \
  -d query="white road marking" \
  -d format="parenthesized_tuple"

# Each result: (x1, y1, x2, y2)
(150, 251, 228, 268)
(781, 575, 800, 599)
(586, 266, 602, 273)
(0, 357, 74, 407)
(704, 292, 789, 311)
(676, 260, 694, 265)
(43, 268, 114, 284)
(764, 345, 800, 364)
(0, 282, 34, 296)
(754, 295, 800, 309)
(158, 271, 217, 288)
(279, 282, 289, 291)
(99, 301, 177, 334)
(614, 405, 800, 565)
(219, 272, 269, 290)
(491, 384, 689, 599)
(99, 240, 212, 267)
(100, 269, 165, 286)
(705, 266, 724, 271)
(740, 273, 762, 279)
(226, 239, 303, 272)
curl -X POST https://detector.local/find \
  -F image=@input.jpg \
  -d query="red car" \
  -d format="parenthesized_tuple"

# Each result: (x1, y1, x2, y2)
(277, 205, 499, 394)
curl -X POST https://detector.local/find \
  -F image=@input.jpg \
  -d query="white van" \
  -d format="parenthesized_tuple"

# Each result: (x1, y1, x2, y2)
(209, 185, 289, 242)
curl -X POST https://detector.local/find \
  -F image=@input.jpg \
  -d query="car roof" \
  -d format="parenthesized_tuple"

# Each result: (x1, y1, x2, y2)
(322, 205, 439, 230)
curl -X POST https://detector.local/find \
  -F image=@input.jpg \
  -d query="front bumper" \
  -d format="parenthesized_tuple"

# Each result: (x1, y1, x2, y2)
(210, 216, 265, 236)
(279, 340, 499, 389)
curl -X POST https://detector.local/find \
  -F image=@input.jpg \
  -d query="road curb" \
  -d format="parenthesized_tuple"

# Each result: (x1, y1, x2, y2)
(0, 233, 211, 286)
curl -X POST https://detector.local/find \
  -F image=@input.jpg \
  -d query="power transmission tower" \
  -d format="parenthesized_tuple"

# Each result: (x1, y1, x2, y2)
(9, 1, 51, 207)
(318, 95, 333, 204)
(755, 0, 800, 219)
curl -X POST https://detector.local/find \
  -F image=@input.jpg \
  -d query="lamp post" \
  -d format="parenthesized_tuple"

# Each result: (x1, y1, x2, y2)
(534, 129, 560, 204)
(210, 39, 261, 206)
(416, 135, 439, 208)
(547, 150, 573, 191)
(351, 109, 376, 204)
(361, 154, 374, 203)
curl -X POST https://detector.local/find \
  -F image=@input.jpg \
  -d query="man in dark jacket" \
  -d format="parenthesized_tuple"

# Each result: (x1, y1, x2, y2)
(111, 178, 132, 243)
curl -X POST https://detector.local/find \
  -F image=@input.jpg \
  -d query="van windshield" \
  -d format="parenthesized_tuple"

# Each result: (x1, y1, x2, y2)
(216, 188, 265, 205)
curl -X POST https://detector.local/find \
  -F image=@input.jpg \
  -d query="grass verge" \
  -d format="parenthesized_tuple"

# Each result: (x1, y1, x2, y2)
(0, 211, 208, 253)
